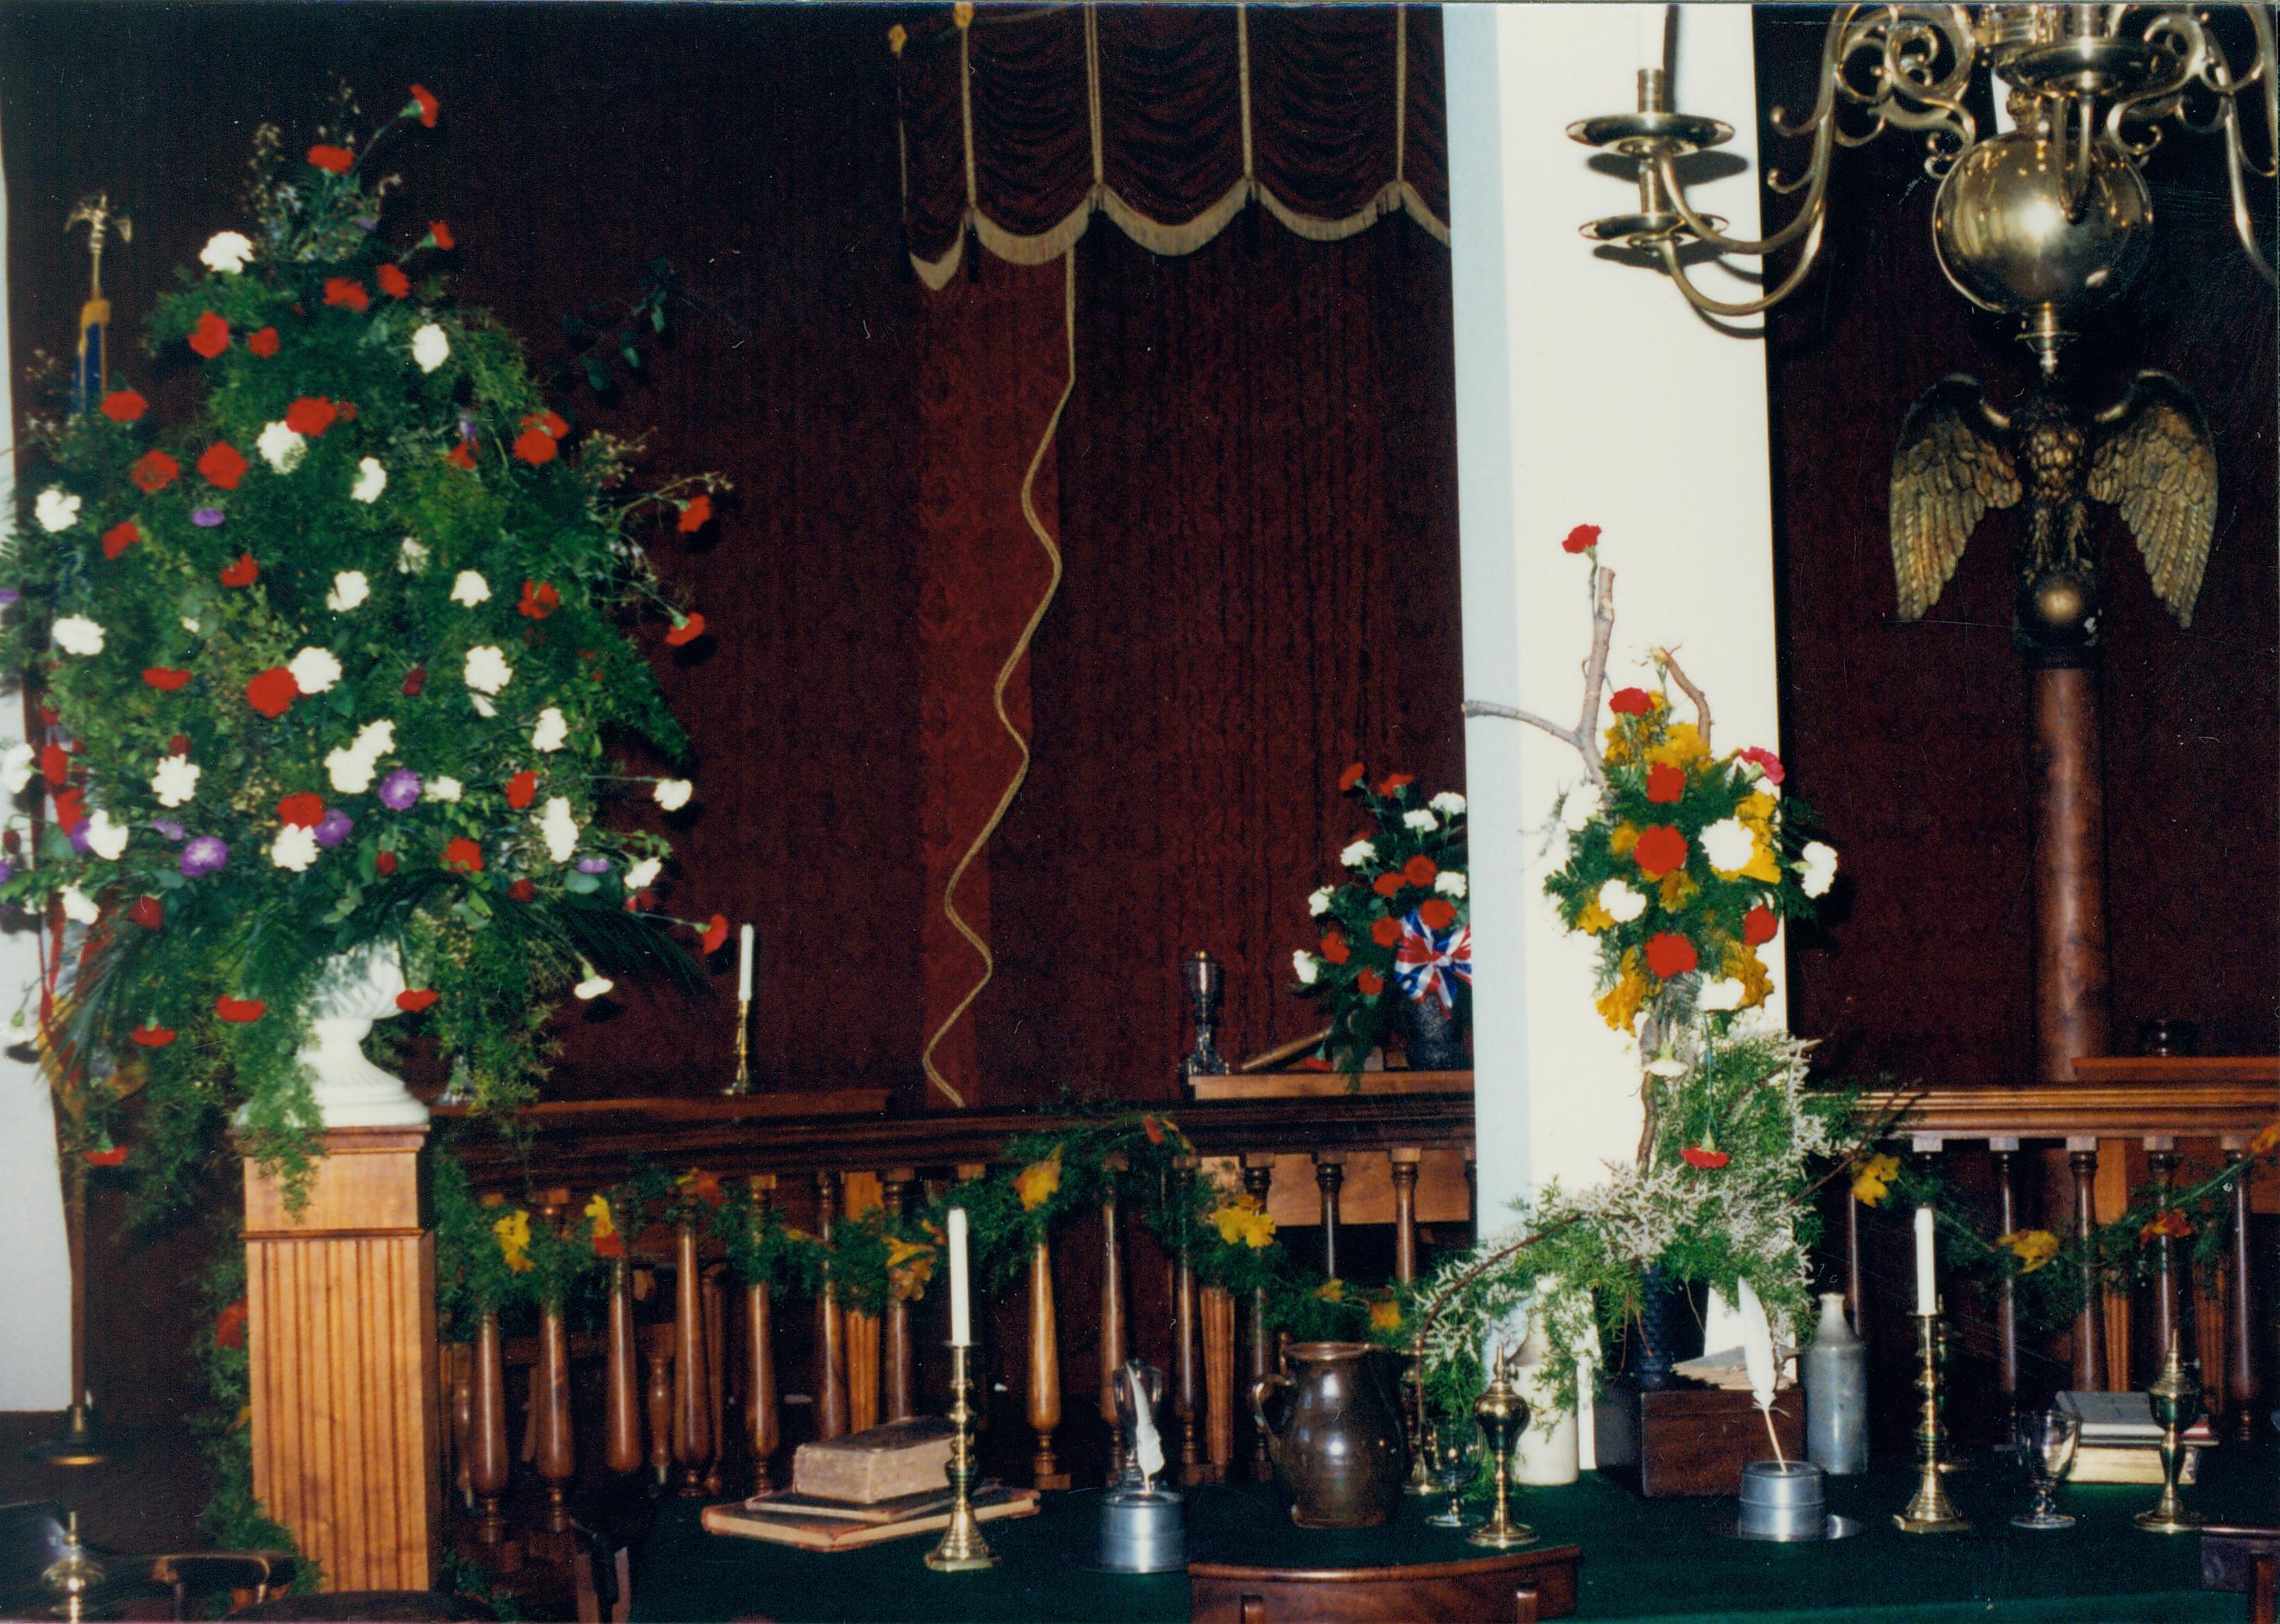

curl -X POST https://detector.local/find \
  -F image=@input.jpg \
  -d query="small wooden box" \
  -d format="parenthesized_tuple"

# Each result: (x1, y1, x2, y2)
(1592, 1377, 1804, 1497)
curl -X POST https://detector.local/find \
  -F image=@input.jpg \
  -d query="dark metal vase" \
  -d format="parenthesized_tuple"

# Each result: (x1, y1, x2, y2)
(1399, 993, 1468, 1070)
(1622, 1266, 1706, 1391)
(1251, 1342, 1407, 1527)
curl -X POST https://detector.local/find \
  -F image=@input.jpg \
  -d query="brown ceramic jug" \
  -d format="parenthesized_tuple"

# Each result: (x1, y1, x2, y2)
(1250, 1341, 1407, 1527)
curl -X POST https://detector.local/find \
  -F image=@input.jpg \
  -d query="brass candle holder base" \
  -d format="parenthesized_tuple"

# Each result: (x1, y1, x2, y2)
(25, 1401, 106, 1468)
(2134, 1333, 2202, 1534)
(926, 1344, 998, 1572)
(721, 997, 752, 1096)
(1895, 1312, 1968, 1534)
(1467, 1344, 1537, 1550)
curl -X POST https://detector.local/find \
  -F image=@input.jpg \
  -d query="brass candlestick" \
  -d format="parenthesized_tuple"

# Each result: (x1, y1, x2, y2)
(1467, 1344, 1536, 1548)
(2135, 1332, 2202, 1534)
(721, 997, 751, 1096)
(42, 1511, 103, 1622)
(926, 1343, 997, 1571)
(1895, 1309, 1969, 1533)
(1403, 1350, 1437, 1496)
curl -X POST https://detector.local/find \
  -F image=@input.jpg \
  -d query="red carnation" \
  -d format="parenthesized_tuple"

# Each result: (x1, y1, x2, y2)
(678, 494, 712, 533)
(525, 410, 569, 440)
(508, 878, 536, 902)
(1378, 773, 1414, 796)
(83, 1146, 129, 1168)
(324, 277, 370, 313)
(1743, 905, 1779, 947)
(248, 326, 280, 358)
(127, 896, 163, 931)
(198, 441, 247, 490)
(504, 770, 539, 810)
(188, 311, 230, 359)
(665, 613, 707, 647)
(1420, 898, 1457, 931)
(214, 1300, 248, 1349)
(307, 144, 355, 173)
(375, 851, 399, 877)
(130, 451, 180, 493)
(1737, 746, 1785, 786)
(142, 667, 191, 692)
(701, 913, 729, 954)
(215, 996, 267, 1023)
(128, 1024, 176, 1049)
(375, 263, 411, 299)
(395, 989, 439, 1014)
(409, 83, 441, 128)
(101, 520, 139, 560)
(627, 889, 657, 913)
(1297, 1054, 1335, 1071)
(1633, 824, 1688, 878)
(1562, 523, 1603, 554)
(167, 735, 191, 756)
(276, 793, 325, 828)
(1403, 855, 1438, 887)
(1370, 916, 1402, 948)
(1646, 763, 1686, 803)
(1681, 1146, 1731, 1170)
(512, 427, 558, 465)
(446, 441, 477, 471)
(442, 837, 484, 874)
(284, 397, 338, 437)
(39, 744, 68, 786)
(1373, 871, 1403, 898)
(100, 389, 147, 424)
(401, 666, 427, 696)
(1643, 932, 1699, 979)
(518, 581, 560, 620)
(429, 220, 455, 251)
(1610, 687, 1655, 716)
(50, 788, 86, 835)
(1338, 762, 1366, 793)
(220, 554, 260, 588)
(244, 667, 298, 718)
(1357, 970, 1386, 997)
(1319, 932, 1351, 965)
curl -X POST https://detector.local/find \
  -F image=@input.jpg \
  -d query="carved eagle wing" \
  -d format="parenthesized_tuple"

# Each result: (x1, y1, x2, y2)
(2090, 371, 2218, 627)
(1889, 375, 2020, 620)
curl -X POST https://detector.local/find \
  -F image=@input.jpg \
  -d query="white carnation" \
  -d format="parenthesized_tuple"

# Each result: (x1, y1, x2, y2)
(1644, 1056, 1689, 1078)
(1598, 878, 1647, 923)
(353, 719, 395, 760)
(181, 617, 202, 634)
(538, 796, 579, 864)
(326, 747, 377, 795)
(624, 856, 662, 891)
(424, 776, 464, 803)
(463, 645, 513, 694)
(1701, 817, 1757, 876)
(1435, 870, 1468, 899)
(1339, 839, 1375, 869)
(199, 230, 255, 274)
(1799, 840, 1839, 899)
(573, 972, 614, 1001)
(83, 809, 128, 861)
(350, 457, 388, 504)
(256, 420, 306, 475)
(269, 824, 319, 872)
(288, 646, 343, 695)
(2, 743, 37, 796)
(1699, 977, 1748, 1012)
(531, 707, 568, 753)
(58, 885, 98, 925)
(653, 778, 693, 812)
(1292, 950, 1320, 986)
(1402, 809, 1437, 831)
(470, 695, 497, 719)
(411, 322, 450, 374)
(1429, 791, 1467, 817)
(1558, 782, 1602, 832)
(34, 487, 81, 533)
(326, 571, 371, 612)
(150, 754, 201, 808)
(1307, 886, 1335, 919)
(51, 616, 104, 656)
(398, 536, 430, 575)
(451, 571, 491, 607)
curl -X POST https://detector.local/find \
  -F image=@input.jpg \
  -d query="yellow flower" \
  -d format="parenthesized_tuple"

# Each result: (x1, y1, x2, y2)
(1997, 1229, 2060, 1274)
(1737, 791, 1778, 831)
(2251, 1122, 2280, 1158)
(1739, 838, 1783, 885)
(887, 1237, 936, 1302)
(1368, 1297, 1403, 1334)
(1316, 1278, 1345, 1303)
(1575, 900, 1615, 935)
(1658, 869, 1698, 911)
(887, 22, 908, 54)
(1852, 1153, 1899, 1207)
(585, 1193, 616, 1242)
(493, 1210, 533, 1274)
(953, 1, 974, 26)
(1597, 950, 1648, 1032)
(1607, 821, 1641, 857)
(1015, 1150, 1063, 1211)
(1646, 722, 1709, 771)
(1212, 1195, 1277, 1250)
(1723, 939, 1772, 1009)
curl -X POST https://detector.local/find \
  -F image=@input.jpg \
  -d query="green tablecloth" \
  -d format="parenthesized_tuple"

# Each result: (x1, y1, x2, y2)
(634, 1448, 2278, 1623)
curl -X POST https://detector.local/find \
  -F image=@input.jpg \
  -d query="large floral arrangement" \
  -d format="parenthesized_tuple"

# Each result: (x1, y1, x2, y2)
(1289, 768, 1470, 1074)
(0, 89, 725, 1191)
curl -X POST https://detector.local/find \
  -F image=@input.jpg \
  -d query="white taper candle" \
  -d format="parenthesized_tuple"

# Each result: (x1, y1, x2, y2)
(736, 923, 756, 1003)
(948, 1206, 972, 1347)
(1914, 1205, 1937, 1316)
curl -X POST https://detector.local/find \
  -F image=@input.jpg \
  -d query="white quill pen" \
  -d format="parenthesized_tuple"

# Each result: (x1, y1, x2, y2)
(1736, 1279, 1785, 1465)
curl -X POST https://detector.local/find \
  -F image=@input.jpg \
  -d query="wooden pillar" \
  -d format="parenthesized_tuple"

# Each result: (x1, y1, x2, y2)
(1200, 1285, 1235, 1482)
(1314, 1154, 1346, 1281)
(535, 1303, 575, 1534)
(2030, 663, 2112, 1084)
(2147, 1144, 2182, 1385)
(1028, 1238, 1070, 1489)
(703, 1265, 729, 1495)
(1991, 1141, 2021, 1424)
(883, 1169, 918, 1423)
(745, 1177, 782, 1485)
(243, 1126, 440, 1591)
(469, 1314, 508, 1548)
(1172, 1155, 1201, 1483)
(603, 1259, 643, 1477)
(814, 1171, 849, 1441)
(672, 1220, 712, 1496)
(2068, 1142, 2107, 1390)
(1098, 1176, 1129, 1485)
(2230, 1150, 2263, 1442)
(643, 1323, 676, 1485)
(1389, 1149, 1422, 1285)
(1242, 1155, 1275, 1482)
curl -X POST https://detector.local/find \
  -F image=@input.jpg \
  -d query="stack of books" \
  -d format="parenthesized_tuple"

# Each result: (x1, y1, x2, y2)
(700, 1418, 1040, 1552)
(2054, 1390, 2215, 1485)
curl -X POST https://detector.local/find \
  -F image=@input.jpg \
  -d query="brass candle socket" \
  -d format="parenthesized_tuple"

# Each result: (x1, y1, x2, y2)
(42, 1511, 103, 1622)
(1467, 1345, 1536, 1549)
(926, 1343, 998, 1572)
(1895, 1310, 1969, 1534)
(721, 997, 752, 1096)
(1403, 1347, 1438, 1496)
(2134, 1333, 2202, 1534)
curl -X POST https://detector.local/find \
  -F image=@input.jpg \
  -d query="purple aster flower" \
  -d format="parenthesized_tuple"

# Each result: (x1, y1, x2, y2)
(181, 835, 229, 877)
(0, 859, 15, 884)
(577, 857, 611, 874)
(0, 589, 19, 606)
(151, 819, 187, 842)
(68, 828, 92, 855)
(378, 768, 422, 810)
(191, 507, 226, 528)
(314, 808, 356, 848)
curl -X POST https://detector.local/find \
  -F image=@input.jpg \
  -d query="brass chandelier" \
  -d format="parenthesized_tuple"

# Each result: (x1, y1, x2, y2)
(1570, 5, 2278, 346)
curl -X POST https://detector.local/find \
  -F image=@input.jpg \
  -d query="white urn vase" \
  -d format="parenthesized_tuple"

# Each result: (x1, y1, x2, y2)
(299, 942, 427, 1128)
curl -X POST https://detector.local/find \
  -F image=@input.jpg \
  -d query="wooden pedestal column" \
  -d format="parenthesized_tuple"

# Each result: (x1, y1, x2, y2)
(243, 1127, 440, 1592)
(2031, 663, 2112, 1083)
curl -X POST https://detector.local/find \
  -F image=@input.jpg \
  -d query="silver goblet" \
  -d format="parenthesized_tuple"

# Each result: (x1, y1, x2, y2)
(2011, 1408, 2080, 1530)
(1423, 1419, 1482, 1529)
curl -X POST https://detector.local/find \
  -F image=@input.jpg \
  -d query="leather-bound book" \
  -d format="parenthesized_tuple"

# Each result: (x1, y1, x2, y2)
(789, 1417, 955, 1504)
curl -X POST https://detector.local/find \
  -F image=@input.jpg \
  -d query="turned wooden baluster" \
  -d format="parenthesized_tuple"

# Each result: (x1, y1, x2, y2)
(1098, 1163, 1129, 1485)
(884, 1168, 919, 1422)
(450, 1341, 475, 1510)
(1172, 1154, 1202, 1483)
(2229, 1141, 2263, 1441)
(1242, 1155, 1275, 1482)
(1315, 1153, 1346, 1281)
(815, 1170, 849, 1441)
(536, 1299, 575, 1533)
(1991, 1141, 2022, 1428)
(703, 1264, 729, 1496)
(2069, 1142, 2107, 1390)
(604, 1257, 643, 1477)
(746, 1176, 782, 1483)
(644, 1321, 676, 1485)
(1200, 1283, 1235, 1483)
(672, 1218, 712, 1495)
(469, 1311, 509, 1545)
(1028, 1236, 1070, 1489)
(1390, 1149, 1422, 1284)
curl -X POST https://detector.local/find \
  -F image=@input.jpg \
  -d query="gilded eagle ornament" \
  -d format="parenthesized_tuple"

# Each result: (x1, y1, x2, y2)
(1889, 369, 2218, 647)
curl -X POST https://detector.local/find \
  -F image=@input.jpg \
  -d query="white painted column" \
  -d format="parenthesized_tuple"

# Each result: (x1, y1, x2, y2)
(1450, 0, 1784, 1250)
(0, 105, 75, 1411)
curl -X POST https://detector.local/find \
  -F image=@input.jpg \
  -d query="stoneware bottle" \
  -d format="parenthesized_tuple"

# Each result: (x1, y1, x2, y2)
(1509, 1316, 1580, 1485)
(1802, 1292, 1869, 1475)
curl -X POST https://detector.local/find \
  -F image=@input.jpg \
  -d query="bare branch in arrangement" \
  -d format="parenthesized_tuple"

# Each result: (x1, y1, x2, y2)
(1461, 563, 1617, 786)
(1649, 644, 1712, 749)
